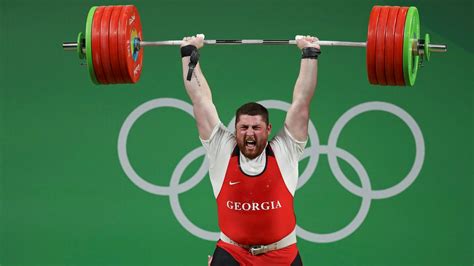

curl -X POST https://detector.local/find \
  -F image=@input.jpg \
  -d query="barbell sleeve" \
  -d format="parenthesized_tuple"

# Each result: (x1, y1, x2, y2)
(63, 42, 78, 50)
(427, 44, 447, 53)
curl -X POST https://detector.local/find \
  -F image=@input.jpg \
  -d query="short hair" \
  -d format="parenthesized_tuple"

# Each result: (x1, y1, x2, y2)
(235, 102, 269, 125)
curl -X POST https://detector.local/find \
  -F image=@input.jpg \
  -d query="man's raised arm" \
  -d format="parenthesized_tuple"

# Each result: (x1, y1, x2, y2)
(181, 34, 220, 140)
(285, 35, 320, 141)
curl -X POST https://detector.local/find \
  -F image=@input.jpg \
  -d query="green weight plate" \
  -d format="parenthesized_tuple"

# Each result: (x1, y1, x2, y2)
(77, 32, 85, 59)
(424, 33, 430, 61)
(402, 6, 420, 86)
(85, 6, 98, 84)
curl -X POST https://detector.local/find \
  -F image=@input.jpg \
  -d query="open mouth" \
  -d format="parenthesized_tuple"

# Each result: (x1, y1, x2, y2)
(245, 140, 256, 149)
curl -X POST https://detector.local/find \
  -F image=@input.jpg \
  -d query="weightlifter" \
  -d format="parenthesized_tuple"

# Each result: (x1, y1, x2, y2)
(181, 34, 320, 266)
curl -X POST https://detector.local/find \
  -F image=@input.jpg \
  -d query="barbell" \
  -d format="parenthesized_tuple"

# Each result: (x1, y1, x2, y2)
(62, 5, 447, 86)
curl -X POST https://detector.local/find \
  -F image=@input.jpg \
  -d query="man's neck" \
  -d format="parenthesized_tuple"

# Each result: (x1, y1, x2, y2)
(239, 144, 268, 176)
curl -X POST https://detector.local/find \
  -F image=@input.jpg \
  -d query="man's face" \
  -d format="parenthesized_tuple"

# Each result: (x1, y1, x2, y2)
(235, 115, 272, 159)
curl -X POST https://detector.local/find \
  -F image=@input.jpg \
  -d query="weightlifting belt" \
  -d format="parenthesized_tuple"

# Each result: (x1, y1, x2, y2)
(219, 228, 297, 256)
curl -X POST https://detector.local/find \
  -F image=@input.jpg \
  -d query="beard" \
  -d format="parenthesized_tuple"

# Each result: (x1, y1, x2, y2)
(237, 136, 267, 159)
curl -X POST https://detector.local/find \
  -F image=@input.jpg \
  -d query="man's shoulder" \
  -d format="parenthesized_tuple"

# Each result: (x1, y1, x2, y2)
(202, 122, 235, 142)
(269, 127, 306, 160)
(201, 122, 236, 156)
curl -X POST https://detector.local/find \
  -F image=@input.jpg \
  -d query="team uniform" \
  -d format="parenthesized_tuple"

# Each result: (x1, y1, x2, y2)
(201, 122, 307, 266)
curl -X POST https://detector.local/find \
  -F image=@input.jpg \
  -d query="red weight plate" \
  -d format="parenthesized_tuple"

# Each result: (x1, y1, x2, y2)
(118, 5, 132, 83)
(118, 5, 143, 83)
(100, 6, 116, 84)
(366, 6, 381, 85)
(92, 6, 107, 84)
(109, 6, 125, 83)
(118, 6, 132, 83)
(375, 6, 390, 85)
(394, 7, 408, 86)
(384, 6, 400, 86)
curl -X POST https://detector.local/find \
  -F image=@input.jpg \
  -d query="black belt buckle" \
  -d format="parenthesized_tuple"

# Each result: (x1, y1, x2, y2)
(249, 245, 266, 256)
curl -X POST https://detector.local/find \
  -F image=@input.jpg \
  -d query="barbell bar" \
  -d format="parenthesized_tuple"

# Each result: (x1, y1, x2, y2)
(62, 5, 447, 86)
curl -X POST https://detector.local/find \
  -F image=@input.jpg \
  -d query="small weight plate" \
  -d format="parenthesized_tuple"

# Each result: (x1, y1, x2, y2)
(424, 33, 430, 61)
(77, 32, 85, 60)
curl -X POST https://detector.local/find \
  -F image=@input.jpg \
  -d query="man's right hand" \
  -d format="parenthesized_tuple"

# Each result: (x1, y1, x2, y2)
(181, 34, 205, 49)
(295, 35, 320, 50)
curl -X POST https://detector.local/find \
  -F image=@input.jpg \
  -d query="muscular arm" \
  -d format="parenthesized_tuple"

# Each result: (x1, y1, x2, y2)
(181, 35, 219, 140)
(285, 36, 319, 141)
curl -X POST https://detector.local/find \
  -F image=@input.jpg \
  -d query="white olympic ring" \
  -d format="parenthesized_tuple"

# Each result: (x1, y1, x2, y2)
(117, 98, 425, 243)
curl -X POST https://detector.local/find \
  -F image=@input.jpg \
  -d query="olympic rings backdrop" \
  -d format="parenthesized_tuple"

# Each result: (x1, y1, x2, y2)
(1, 0, 472, 265)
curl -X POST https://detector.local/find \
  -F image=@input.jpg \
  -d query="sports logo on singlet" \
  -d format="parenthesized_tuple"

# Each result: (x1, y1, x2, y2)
(226, 200, 283, 211)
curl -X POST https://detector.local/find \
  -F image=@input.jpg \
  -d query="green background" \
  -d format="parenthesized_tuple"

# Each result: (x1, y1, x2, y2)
(1, 0, 472, 265)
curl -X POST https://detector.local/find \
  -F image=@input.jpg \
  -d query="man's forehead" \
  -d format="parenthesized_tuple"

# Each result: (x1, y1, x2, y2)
(237, 115, 265, 124)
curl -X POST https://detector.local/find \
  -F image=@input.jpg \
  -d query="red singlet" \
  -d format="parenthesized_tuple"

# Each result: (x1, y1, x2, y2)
(217, 145, 296, 245)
